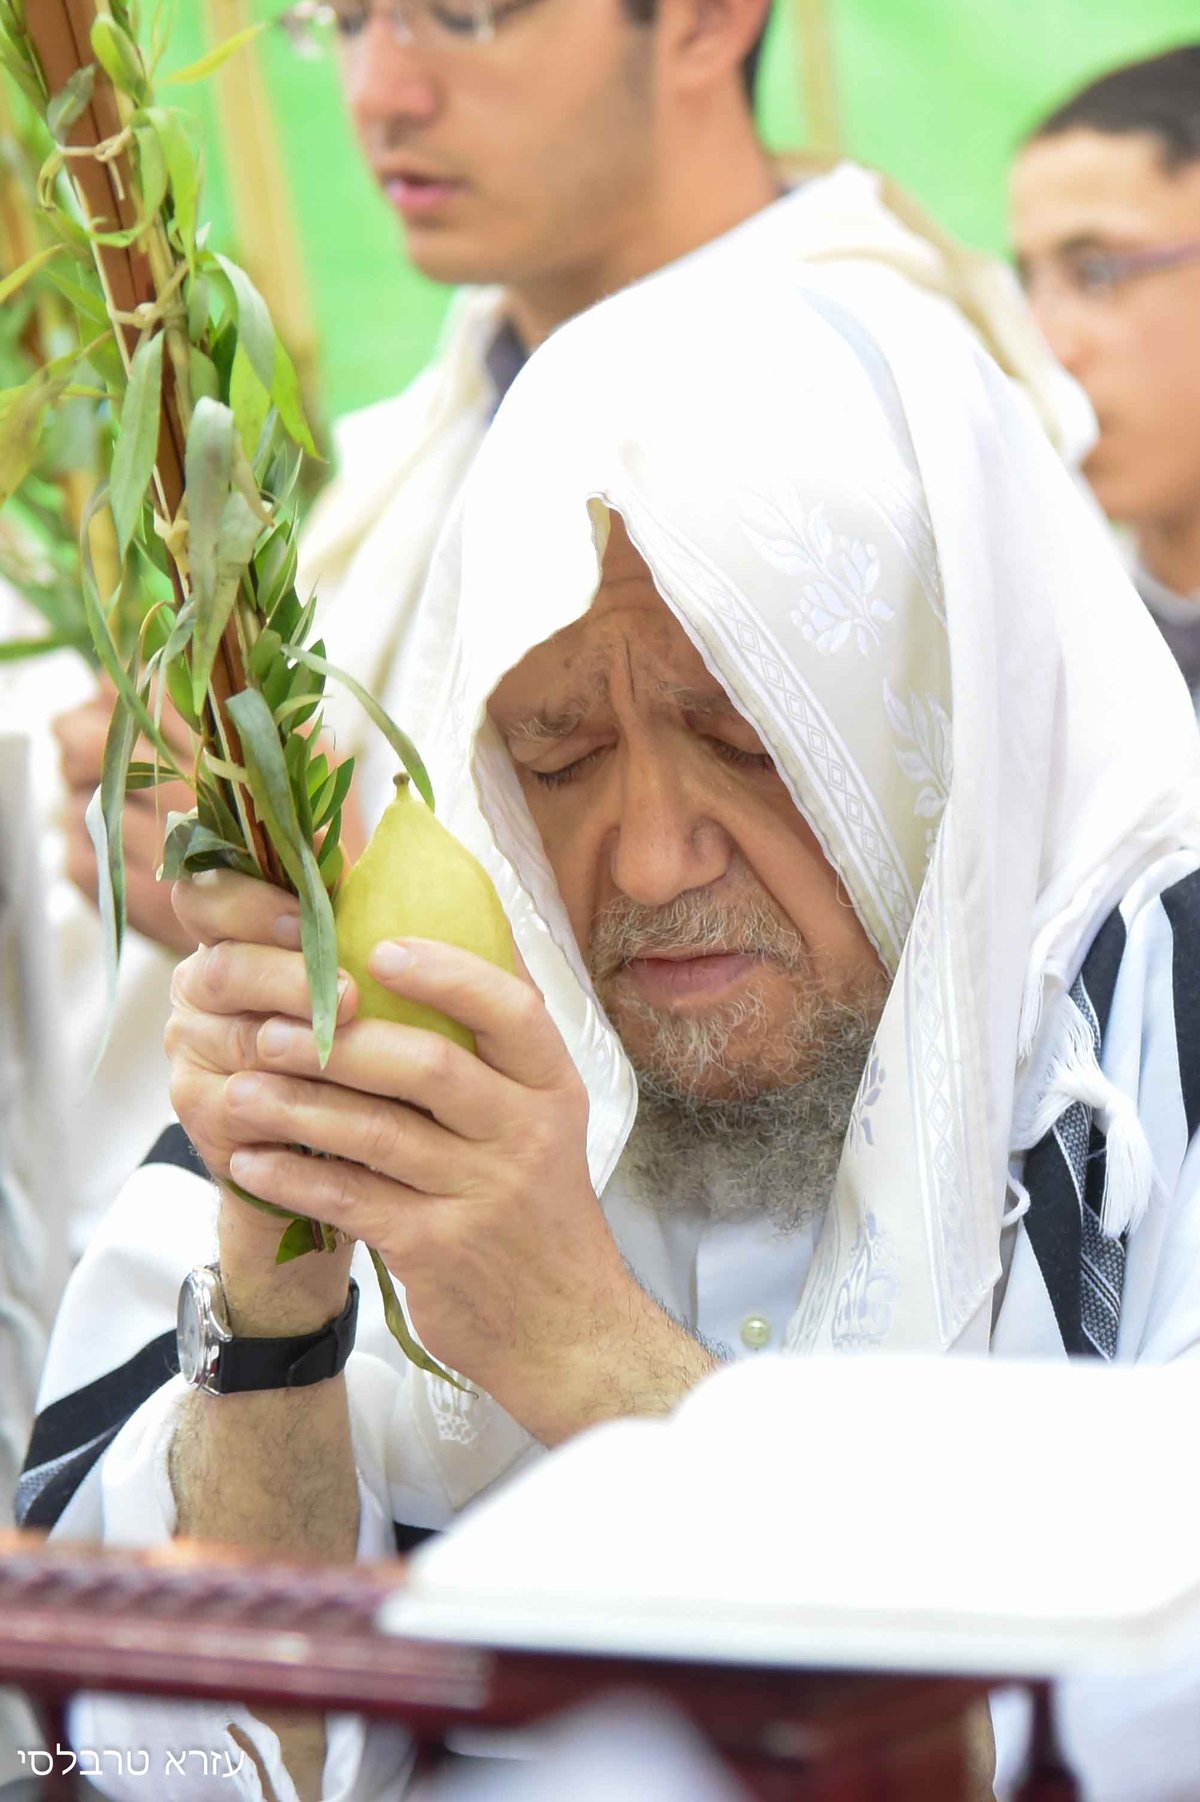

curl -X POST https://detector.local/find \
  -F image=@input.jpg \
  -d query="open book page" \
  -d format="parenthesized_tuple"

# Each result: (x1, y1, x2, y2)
(381, 1355, 1200, 1679)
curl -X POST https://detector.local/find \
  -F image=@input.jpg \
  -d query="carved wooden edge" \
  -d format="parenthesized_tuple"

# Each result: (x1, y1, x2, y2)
(0, 1533, 1003, 1766)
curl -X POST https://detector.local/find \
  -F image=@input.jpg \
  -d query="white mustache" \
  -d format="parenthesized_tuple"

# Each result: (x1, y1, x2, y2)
(589, 890, 807, 982)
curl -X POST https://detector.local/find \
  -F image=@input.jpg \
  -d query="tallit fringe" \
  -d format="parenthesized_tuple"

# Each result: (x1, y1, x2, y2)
(1017, 962, 1055, 1064)
(1012, 993, 1158, 1240)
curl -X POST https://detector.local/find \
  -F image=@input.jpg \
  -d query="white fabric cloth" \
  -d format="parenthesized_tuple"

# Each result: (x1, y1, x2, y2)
(0, 727, 67, 1532)
(32, 193, 1200, 1798)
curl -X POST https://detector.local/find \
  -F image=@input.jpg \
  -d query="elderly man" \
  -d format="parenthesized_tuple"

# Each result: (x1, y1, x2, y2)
(1012, 45, 1200, 699)
(23, 189, 1200, 1800)
(45, 0, 1070, 1250)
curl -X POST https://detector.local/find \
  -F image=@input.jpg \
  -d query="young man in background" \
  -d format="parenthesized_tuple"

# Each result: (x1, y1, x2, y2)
(1012, 45, 1200, 702)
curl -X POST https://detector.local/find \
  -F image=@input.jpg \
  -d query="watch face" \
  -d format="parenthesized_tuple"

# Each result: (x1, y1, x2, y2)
(177, 1267, 228, 1391)
(177, 1275, 206, 1385)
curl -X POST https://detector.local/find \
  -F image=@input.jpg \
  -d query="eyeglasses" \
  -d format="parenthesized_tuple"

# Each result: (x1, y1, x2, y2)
(1019, 239, 1200, 303)
(276, 0, 542, 56)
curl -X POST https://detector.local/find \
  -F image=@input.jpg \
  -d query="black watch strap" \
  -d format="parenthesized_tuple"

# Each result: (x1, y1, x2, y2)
(216, 1279, 359, 1393)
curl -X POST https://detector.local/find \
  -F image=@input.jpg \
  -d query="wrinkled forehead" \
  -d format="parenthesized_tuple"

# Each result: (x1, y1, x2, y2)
(486, 513, 743, 736)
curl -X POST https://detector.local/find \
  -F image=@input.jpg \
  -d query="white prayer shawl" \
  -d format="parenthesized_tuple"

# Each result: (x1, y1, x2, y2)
(301, 164, 1090, 828)
(422, 188, 1200, 1433)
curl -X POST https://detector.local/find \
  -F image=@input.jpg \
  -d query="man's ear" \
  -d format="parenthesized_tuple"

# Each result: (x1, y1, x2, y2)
(655, 0, 771, 97)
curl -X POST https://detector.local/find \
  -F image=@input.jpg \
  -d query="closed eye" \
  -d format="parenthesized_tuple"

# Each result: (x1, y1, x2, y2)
(529, 738, 773, 790)
(709, 739, 774, 773)
(529, 747, 606, 789)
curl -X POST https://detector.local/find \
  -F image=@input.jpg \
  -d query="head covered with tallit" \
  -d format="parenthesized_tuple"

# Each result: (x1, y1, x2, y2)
(424, 201, 1200, 1357)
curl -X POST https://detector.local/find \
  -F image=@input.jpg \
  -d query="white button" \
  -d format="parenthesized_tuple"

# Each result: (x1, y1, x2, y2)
(740, 1314, 772, 1351)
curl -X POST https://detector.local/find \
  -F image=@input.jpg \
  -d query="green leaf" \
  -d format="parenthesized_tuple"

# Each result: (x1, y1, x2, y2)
(0, 365, 73, 507)
(83, 672, 139, 1065)
(275, 1216, 320, 1265)
(211, 254, 274, 391)
(78, 484, 178, 763)
(285, 643, 435, 811)
(0, 243, 66, 307)
(213, 255, 316, 456)
(90, 14, 146, 100)
(266, 336, 317, 460)
(286, 729, 314, 842)
(110, 330, 163, 559)
(312, 756, 354, 830)
(223, 1173, 300, 1226)
(161, 813, 257, 881)
(134, 123, 168, 221)
(0, 26, 47, 110)
(225, 687, 340, 1063)
(367, 1249, 471, 1392)
(253, 524, 298, 617)
(186, 271, 211, 341)
(147, 106, 200, 263)
(47, 66, 96, 144)
(228, 342, 269, 459)
(162, 22, 265, 85)
(316, 826, 343, 892)
(248, 626, 283, 681)
(196, 777, 250, 849)
(0, 632, 83, 661)
(184, 397, 263, 713)
(188, 347, 220, 404)
(45, 267, 112, 332)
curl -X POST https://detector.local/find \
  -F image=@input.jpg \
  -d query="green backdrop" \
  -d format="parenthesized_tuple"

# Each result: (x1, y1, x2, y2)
(166, 2, 1200, 425)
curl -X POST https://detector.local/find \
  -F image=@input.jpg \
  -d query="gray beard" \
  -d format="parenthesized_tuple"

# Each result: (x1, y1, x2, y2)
(613, 992, 880, 1234)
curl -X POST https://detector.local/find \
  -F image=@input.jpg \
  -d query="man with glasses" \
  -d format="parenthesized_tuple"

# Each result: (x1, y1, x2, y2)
(1012, 45, 1200, 701)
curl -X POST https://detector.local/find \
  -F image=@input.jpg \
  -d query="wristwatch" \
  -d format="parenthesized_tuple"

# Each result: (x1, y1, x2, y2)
(176, 1265, 359, 1396)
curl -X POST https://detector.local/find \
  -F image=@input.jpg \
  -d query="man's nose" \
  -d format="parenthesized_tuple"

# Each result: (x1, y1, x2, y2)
(608, 757, 732, 908)
(343, 20, 440, 132)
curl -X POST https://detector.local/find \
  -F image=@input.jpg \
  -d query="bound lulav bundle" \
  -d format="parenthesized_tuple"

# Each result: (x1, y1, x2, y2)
(0, 0, 503, 1387)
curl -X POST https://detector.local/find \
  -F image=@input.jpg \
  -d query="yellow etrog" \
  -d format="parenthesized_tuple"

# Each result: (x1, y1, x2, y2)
(333, 776, 514, 1053)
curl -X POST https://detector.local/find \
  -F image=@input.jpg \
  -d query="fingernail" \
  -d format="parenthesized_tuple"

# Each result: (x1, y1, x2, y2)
(337, 972, 352, 1004)
(370, 941, 413, 979)
(227, 1072, 264, 1107)
(273, 913, 302, 949)
(229, 1149, 264, 1183)
(259, 1019, 294, 1058)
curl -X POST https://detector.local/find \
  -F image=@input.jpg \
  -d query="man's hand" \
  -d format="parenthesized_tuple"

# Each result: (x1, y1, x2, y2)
(168, 871, 716, 1444)
(53, 682, 198, 956)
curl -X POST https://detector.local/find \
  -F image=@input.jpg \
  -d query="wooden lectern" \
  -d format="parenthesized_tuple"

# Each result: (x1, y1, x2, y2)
(0, 1533, 1076, 1800)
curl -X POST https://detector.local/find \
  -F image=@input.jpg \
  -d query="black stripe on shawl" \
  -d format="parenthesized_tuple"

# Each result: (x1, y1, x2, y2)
(17, 1331, 180, 1528)
(16, 1123, 198, 1530)
(143, 1120, 209, 1178)
(1077, 909, 1128, 1227)
(1161, 869, 1200, 1142)
(1021, 905, 1127, 1357)
(394, 1523, 437, 1555)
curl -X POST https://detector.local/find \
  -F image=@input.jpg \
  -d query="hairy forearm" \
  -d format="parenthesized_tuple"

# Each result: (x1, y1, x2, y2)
(168, 1199, 360, 1801)
(169, 1375, 358, 1553)
(506, 1279, 723, 1448)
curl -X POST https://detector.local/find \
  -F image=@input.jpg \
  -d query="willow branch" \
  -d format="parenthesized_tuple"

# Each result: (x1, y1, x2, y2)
(23, 0, 282, 883)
